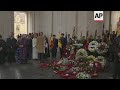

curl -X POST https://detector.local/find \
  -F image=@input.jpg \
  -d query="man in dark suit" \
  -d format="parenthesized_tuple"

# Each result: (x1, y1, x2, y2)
(60, 33, 67, 58)
(51, 35, 58, 58)
(27, 35, 32, 60)
(0, 35, 7, 64)
(110, 31, 117, 44)
(6, 32, 17, 63)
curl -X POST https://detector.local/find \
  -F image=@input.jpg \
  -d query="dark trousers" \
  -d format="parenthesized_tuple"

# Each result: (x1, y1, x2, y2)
(44, 48, 50, 59)
(51, 48, 57, 58)
(7, 50, 16, 63)
(0, 52, 6, 64)
(113, 63, 120, 79)
(60, 47, 64, 59)
(27, 47, 32, 60)
(38, 53, 44, 60)
(108, 54, 115, 62)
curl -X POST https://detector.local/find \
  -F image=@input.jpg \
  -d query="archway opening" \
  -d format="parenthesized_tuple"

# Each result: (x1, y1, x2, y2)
(14, 11, 27, 38)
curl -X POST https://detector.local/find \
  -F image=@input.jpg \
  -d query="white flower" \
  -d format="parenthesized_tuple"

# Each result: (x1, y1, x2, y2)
(76, 72, 91, 79)
(96, 56, 106, 68)
(88, 41, 98, 52)
(87, 55, 96, 62)
(57, 58, 69, 65)
(96, 42, 108, 55)
(75, 49, 88, 60)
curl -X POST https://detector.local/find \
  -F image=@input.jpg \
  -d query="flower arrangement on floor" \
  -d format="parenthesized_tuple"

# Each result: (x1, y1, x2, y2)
(96, 56, 106, 68)
(39, 40, 107, 79)
(76, 72, 91, 79)
(88, 41, 98, 52)
(96, 42, 108, 55)
(75, 49, 88, 60)
(57, 58, 69, 65)
(86, 55, 96, 62)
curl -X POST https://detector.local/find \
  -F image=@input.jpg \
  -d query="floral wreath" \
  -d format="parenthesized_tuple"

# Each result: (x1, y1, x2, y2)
(57, 58, 69, 65)
(96, 56, 106, 68)
(75, 49, 88, 60)
(96, 42, 108, 55)
(86, 55, 96, 62)
(76, 72, 91, 79)
(88, 41, 98, 52)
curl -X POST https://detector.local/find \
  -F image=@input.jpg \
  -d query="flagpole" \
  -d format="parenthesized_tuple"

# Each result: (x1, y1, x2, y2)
(51, 11, 53, 35)
(109, 11, 112, 40)
(102, 24, 104, 40)
(109, 11, 112, 33)
(34, 11, 35, 33)
(75, 11, 78, 38)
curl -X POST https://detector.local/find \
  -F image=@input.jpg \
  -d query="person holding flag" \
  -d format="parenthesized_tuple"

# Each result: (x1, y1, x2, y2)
(58, 32, 62, 49)
(50, 33, 54, 49)
(59, 33, 66, 59)
(117, 18, 120, 36)
(51, 35, 58, 58)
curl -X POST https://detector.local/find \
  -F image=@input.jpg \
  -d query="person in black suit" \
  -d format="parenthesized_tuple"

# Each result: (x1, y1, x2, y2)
(0, 35, 7, 64)
(51, 35, 58, 58)
(110, 31, 117, 44)
(6, 32, 17, 63)
(27, 35, 32, 60)
(60, 33, 67, 58)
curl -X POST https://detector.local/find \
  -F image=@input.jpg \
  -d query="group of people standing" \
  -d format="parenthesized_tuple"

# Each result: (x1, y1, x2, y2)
(15, 32, 50, 63)
(0, 32, 70, 64)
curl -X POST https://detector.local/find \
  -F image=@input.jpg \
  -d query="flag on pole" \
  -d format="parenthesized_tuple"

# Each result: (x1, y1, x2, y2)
(94, 29, 97, 40)
(72, 26, 76, 38)
(109, 25, 112, 40)
(117, 18, 120, 36)
(102, 24, 104, 39)
(58, 32, 62, 48)
(49, 33, 54, 48)
(81, 31, 82, 39)
(86, 30, 89, 39)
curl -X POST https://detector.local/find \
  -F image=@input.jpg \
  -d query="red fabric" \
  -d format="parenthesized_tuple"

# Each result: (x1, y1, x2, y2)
(83, 40, 89, 50)
(39, 63, 49, 68)
(63, 47, 70, 58)
(90, 73, 98, 78)
(92, 61, 102, 73)
(68, 53, 75, 60)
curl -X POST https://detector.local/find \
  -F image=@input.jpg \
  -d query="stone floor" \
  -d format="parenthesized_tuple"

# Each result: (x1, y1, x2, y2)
(0, 59, 113, 79)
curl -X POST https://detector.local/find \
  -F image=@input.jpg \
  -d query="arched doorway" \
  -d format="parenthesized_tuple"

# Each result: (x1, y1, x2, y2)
(111, 11, 120, 32)
(14, 11, 27, 38)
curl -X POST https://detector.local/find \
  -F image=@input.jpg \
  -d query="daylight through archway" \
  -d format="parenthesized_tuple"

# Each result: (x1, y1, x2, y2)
(14, 11, 27, 38)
